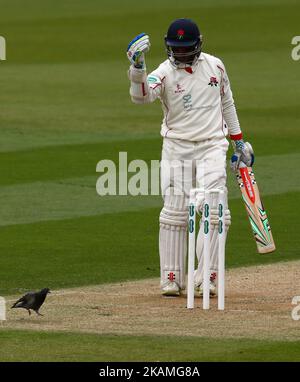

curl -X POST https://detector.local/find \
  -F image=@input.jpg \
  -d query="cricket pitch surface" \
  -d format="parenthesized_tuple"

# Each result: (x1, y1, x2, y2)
(2, 261, 300, 341)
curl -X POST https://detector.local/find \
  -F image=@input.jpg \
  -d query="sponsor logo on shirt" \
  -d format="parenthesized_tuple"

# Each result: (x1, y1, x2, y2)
(175, 83, 185, 94)
(183, 94, 192, 111)
(148, 75, 160, 84)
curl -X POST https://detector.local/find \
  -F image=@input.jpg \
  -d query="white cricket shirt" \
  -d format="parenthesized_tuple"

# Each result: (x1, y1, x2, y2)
(129, 52, 242, 142)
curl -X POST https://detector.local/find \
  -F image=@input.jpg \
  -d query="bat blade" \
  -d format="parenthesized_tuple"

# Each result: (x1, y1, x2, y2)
(236, 165, 276, 254)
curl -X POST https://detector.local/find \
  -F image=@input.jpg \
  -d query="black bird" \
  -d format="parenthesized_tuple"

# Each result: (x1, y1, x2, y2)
(11, 288, 51, 316)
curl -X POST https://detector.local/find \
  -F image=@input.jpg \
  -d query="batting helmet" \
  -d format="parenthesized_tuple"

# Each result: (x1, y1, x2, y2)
(165, 18, 203, 67)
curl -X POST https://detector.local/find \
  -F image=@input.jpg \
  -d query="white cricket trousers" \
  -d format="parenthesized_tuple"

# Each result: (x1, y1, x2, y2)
(159, 135, 229, 290)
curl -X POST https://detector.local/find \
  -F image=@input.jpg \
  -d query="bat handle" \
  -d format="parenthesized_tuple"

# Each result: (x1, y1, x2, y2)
(238, 161, 247, 169)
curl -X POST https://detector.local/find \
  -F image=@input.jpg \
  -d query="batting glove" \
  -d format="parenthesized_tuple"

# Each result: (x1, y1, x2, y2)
(127, 33, 150, 69)
(230, 141, 255, 172)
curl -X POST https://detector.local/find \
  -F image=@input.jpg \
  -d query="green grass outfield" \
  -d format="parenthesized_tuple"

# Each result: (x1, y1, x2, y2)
(1, 330, 300, 362)
(0, 0, 299, 361)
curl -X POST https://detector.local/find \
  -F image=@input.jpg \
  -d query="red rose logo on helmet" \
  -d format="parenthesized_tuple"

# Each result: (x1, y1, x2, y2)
(177, 29, 185, 40)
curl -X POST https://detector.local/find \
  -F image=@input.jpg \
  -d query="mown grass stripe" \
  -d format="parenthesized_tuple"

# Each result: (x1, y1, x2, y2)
(0, 152, 298, 226)
(0, 330, 299, 362)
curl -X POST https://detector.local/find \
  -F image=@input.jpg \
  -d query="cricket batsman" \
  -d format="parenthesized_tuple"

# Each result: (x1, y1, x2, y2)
(127, 19, 254, 296)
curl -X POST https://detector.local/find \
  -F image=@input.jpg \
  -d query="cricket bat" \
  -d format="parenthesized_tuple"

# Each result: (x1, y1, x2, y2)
(235, 162, 276, 254)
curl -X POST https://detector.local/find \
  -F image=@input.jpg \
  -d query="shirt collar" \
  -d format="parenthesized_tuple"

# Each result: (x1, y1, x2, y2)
(168, 54, 204, 73)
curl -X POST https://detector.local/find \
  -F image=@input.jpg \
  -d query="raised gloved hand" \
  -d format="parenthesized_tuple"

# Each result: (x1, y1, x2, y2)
(230, 141, 255, 172)
(127, 33, 150, 69)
